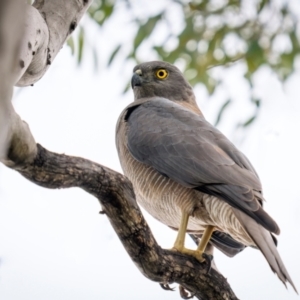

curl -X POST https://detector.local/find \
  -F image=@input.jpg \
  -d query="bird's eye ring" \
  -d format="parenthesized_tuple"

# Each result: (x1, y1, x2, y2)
(155, 69, 168, 80)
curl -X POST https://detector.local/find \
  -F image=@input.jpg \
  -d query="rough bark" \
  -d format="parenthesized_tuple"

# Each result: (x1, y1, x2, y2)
(10, 144, 239, 300)
(0, 1, 239, 299)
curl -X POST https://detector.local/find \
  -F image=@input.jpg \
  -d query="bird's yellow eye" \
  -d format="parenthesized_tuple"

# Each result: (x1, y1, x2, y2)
(155, 69, 168, 79)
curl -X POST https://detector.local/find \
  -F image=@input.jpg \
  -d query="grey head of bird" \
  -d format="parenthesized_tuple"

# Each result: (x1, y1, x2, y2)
(131, 61, 196, 104)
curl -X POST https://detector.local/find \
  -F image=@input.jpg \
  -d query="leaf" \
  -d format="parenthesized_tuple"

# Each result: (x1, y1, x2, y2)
(92, 45, 99, 72)
(188, 2, 207, 11)
(289, 31, 300, 51)
(214, 99, 231, 126)
(245, 41, 265, 73)
(133, 14, 162, 50)
(153, 46, 167, 58)
(107, 44, 121, 66)
(101, 1, 115, 24)
(251, 98, 261, 108)
(66, 36, 75, 55)
(88, 0, 115, 26)
(257, 0, 270, 13)
(241, 115, 256, 127)
(122, 81, 131, 94)
(77, 26, 85, 65)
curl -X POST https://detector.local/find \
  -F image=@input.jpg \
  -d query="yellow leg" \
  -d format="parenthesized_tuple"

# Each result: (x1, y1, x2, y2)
(172, 212, 215, 262)
(173, 212, 189, 251)
(197, 225, 214, 252)
(172, 212, 214, 263)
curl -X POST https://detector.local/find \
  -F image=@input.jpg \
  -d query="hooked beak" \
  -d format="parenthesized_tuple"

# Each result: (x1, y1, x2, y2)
(131, 69, 143, 88)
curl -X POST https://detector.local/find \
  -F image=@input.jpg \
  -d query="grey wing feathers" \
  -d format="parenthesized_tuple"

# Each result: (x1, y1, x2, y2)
(233, 208, 297, 293)
(125, 98, 279, 234)
(189, 232, 246, 258)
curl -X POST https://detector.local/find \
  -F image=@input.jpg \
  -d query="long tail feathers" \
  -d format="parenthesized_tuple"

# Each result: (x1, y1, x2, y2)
(233, 208, 298, 294)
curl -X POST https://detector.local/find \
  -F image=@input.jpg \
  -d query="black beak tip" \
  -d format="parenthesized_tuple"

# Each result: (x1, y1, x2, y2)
(131, 73, 142, 89)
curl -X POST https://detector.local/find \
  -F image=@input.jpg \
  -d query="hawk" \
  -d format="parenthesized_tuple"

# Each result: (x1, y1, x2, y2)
(115, 61, 296, 292)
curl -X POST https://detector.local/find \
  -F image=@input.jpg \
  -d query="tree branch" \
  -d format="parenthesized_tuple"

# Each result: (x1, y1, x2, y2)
(9, 144, 239, 300)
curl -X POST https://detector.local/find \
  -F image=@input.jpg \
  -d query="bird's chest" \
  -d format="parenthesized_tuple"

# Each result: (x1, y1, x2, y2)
(116, 124, 208, 230)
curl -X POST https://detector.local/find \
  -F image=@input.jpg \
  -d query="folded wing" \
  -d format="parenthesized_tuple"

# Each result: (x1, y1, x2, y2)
(125, 97, 279, 234)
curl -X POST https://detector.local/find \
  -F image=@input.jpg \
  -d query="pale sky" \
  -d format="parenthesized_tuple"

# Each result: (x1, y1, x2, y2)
(0, 2, 300, 300)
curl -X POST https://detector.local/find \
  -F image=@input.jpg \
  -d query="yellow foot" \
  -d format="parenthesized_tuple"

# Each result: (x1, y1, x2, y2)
(171, 246, 206, 263)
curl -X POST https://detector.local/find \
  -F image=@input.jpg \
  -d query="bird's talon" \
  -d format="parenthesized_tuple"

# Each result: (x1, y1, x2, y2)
(202, 252, 213, 273)
(159, 283, 175, 291)
(179, 285, 195, 299)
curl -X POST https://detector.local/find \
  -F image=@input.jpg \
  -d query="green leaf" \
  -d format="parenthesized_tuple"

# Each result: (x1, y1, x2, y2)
(122, 81, 131, 94)
(257, 0, 270, 13)
(251, 98, 261, 108)
(107, 44, 121, 66)
(289, 31, 300, 51)
(214, 99, 231, 126)
(133, 14, 162, 50)
(245, 41, 265, 73)
(153, 46, 167, 59)
(102, 1, 115, 22)
(78, 26, 85, 65)
(66, 36, 75, 55)
(92, 46, 99, 72)
(188, 2, 207, 12)
(241, 115, 256, 127)
(88, 0, 115, 26)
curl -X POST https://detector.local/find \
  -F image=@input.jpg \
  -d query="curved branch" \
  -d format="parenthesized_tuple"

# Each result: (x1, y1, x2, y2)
(10, 144, 239, 300)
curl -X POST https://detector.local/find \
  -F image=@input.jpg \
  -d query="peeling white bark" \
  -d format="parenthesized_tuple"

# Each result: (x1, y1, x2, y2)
(16, 0, 93, 86)
(14, 5, 49, 85)
(0, 0, 24, 158)
(0, 103, 9, 158)
(0, 0, 92, 162)
(2, 103, 37, 167)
